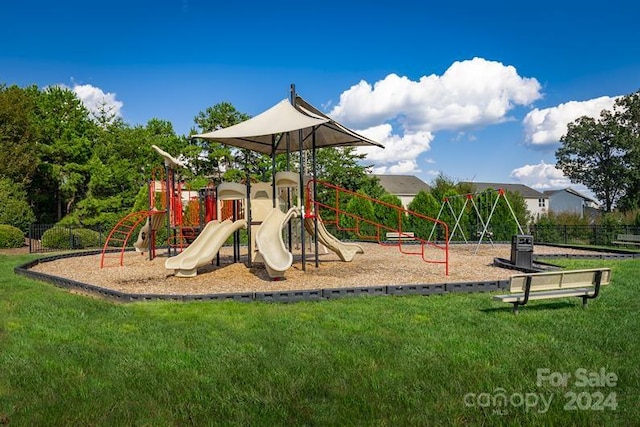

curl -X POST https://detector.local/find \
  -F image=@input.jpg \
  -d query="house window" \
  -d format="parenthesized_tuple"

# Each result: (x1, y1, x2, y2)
(538, 198, 546, 208)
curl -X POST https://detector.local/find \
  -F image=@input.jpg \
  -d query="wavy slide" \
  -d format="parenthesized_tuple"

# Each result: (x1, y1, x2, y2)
(255, 207, 299, 279)
(165, 219, 247, 277)
(304, 217, 364, 262)
(134, 211, 165, 253)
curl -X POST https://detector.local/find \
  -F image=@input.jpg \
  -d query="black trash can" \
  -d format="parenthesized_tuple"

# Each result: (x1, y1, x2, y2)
(511, 234, 533, 268)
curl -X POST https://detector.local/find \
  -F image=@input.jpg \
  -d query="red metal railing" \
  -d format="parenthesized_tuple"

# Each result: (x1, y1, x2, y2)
(305, 179, 449, 276)
(100, 210, 166, 268)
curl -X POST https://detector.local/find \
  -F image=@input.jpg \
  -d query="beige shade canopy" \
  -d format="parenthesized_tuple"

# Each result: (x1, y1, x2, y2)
(192, 96, 384, 155)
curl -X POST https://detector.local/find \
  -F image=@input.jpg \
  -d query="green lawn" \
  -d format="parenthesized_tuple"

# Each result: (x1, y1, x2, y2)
(1, 253, 639, 426)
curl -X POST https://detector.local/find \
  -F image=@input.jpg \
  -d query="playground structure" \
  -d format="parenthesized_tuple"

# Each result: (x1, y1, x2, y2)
(100, 143, 451, 278)
(429, 188, 524, 254)
(101, 85, 451, 279)
(165, 173, 303, 280)
(100, 145, 219, 268)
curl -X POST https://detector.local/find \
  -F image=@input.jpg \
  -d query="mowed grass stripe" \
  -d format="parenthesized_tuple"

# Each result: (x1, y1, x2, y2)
(1, 254, 638, 425)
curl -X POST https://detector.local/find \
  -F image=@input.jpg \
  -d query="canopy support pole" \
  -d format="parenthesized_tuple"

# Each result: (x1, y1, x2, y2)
(312, 132, 319, 268)
(292, 84, 306, 272)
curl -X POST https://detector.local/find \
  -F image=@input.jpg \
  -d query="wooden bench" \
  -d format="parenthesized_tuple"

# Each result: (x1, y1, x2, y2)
(493, 268, 611, 314)
(385, 231, 415, 241)
(611, 234, 640, 247)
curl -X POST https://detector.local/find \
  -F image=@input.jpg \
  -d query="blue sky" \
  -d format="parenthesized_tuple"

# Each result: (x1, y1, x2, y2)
(2, 0, 639, 201)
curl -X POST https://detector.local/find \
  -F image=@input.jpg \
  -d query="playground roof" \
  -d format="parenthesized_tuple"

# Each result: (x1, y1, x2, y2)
(192, 96, 384, 155)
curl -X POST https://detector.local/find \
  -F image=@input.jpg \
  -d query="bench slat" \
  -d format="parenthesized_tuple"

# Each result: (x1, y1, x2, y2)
(612, 234, 640, 245)
(385, 232, 415, 240)
(494, 288, 594, 303)
(509, 268, 611, 293)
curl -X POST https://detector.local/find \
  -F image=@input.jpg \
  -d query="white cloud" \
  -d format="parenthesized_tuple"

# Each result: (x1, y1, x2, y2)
(510, 161, 569, 190)
(354, 124, 433, 169)
(329, 57, 542, 174)
(72, 84, 124, 125)
(510, 161, 600, 202)
(372, 159, 420, 175)
(330, 57, 541, 132)
(522, 96, 618, 147)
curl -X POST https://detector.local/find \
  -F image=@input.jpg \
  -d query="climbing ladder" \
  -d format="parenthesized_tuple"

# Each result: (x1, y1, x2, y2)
(100, 210, 166, 268)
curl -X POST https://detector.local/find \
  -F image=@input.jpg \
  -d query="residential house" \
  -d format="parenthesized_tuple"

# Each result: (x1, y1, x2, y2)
(373, 175, 431, 208)
(543, 188, 600, 220)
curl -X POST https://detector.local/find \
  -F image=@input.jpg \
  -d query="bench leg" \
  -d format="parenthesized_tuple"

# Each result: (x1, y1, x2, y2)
(582, 270, 603, 309)
(511, 277, 532, 314)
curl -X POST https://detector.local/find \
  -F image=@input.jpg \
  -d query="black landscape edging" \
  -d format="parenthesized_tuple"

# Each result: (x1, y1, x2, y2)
(14, 249, 636, 304)
(386, 283, 446, 296)
(533, 253, 639, 260)
(445, 280, 502, 293)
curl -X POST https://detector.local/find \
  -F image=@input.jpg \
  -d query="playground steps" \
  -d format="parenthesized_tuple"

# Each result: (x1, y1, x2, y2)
(100, 210, 164, 268)
(168, 226, 201, 253)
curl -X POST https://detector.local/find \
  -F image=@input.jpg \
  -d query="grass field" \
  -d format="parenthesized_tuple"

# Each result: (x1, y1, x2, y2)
(1, 253, 639, 426)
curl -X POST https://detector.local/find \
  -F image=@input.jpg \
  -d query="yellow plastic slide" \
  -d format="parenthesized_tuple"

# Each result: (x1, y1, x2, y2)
(165, 219, 246, 277)
(255, 207, 299, 279)
(304, 217, 364, 262)
(134, 211, 165, 253)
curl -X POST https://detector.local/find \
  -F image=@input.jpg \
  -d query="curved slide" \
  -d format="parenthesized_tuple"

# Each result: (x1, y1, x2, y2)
(165, 219, 247, 277)
(304, 217, 364, 262)
(255, 207, 299, 279)
(134, 211, 165, 253)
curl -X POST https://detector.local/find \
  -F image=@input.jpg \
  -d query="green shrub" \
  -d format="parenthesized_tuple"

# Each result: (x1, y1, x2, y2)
(41, 227, 73, 249)
(0, 224, 24, 248)
(41, 227, 102, 249)
(74, 228, 102, 248)
(341, 191, 377, 239)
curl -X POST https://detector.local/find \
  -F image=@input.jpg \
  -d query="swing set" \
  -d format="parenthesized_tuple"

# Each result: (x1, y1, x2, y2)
(429, 188, 524, 254)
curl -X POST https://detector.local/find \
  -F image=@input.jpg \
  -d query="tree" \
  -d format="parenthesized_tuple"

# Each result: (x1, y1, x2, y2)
(341, 190, 376, 239)
(192, 102, 250, 181)
(0, 178, 36, 232)
(613, 92, 640, 211)
(0, 85, 40, 185)
(68, 118, 187, 228)
(312, 147, 382, 216)
(429, 173, 457, 204)
(556, 91, 640, 212)
(31, 86, 96, 220)
(373, 193, 405, 231)
(407, 190, 442, 239)
(473, 189, 528, 241)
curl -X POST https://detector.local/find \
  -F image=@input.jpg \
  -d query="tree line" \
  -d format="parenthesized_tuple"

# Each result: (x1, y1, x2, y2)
(1, 83, 638, 241)
(0, 84, 381, 234)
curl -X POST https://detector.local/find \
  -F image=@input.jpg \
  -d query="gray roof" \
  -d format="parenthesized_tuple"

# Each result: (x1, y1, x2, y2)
(374, 175, 431, 196)
(460, 182, 547, 199)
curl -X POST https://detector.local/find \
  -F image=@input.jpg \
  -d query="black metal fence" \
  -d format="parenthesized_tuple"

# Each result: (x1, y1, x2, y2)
(26, 222, 639, 253)
(29, 224, 105, 254)
(530, 224, 640, 246)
